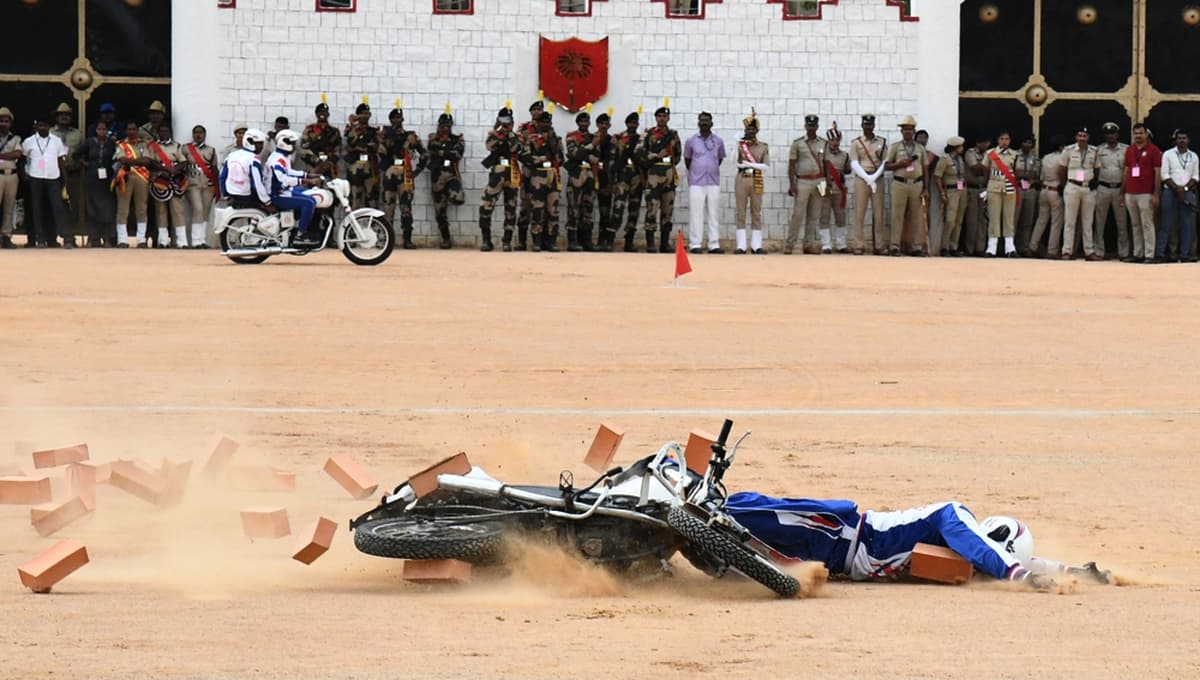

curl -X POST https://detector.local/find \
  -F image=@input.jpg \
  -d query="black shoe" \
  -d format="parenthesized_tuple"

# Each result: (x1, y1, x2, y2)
(481, 241, 494, 252)
(502, 243, 512, 252)
(753, 248, 767, 255)
(117, 242, 130, 248)
(688, 247, 701, 254)
(62, 240, 76, 249)
(137, 242, 148, 249)
(734, 248, 746, 254)
(0, 237, 15, 250)
(709, 247, 723, 254)
(35, 242, 47, 249)
(293, 232, 322, 247)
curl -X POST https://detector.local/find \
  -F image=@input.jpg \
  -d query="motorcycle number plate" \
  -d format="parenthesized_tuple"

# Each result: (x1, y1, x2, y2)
(281, 212, 296, 227)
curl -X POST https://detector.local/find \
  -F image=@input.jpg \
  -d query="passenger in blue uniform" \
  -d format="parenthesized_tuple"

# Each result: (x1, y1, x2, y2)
(264, 129, 320, 246)
(726, 494, 1112, 589)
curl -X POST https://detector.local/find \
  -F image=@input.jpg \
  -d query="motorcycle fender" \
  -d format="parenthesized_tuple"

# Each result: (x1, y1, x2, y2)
(213, 207, 267, 234)
(348, 207, 386, 221)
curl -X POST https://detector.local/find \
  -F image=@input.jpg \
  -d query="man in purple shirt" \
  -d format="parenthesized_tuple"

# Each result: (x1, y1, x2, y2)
(684, 112, 726, 253)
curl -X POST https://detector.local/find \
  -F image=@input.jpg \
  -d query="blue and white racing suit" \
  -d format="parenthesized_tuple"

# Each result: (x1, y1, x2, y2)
(726, 493, 1034, 581)
(265, 150, 316, 233)
(220, 148, 271, 209)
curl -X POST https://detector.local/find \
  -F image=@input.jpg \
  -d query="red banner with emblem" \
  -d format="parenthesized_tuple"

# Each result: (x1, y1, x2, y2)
(538, 36, 609, 113)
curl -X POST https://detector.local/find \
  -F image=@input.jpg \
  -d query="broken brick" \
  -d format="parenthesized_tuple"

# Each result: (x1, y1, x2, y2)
(240, 506, 291, 539)
(226, 466, 296, 492)
(403, 559, 472, 584)
(683, 430, 718, 475)
(109, 461, 167, 505)
(0, 476, 53, 505)
(407, 453, 472, 498)
(202, 434, 239, 479)
(18, 539, 90, 593)
(160, 459, 193, 505)
(323, 455, 379, 499)
(584, 422, 625, 473)
(68, 462, 103, 509)
(32, 443, 90, 469)
(31, 496, 93, 537)
(292, 517, 338, 565)
(910, 543, 974, 585)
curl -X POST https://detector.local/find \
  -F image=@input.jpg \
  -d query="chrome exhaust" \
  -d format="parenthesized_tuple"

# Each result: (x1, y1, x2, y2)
(221, 247, 303, 257)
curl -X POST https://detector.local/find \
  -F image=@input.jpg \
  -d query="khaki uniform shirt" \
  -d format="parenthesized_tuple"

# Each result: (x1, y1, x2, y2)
(964, 147, 988, 187)
(1096, 142, 1128, 185)
(789, 136, 826, 178)
(983, 146, 1019, 193)
(736, 139, 769, 166)
(885, 141, 926, 181)
(50, 126, 83, 154)
(934, 154, 965, 188)
(1015, 152, 1041, 189)
(849, 135, 885, 175)
(1040, 151, 1063, 188)
(0, 132, 21, 172)
(184, 143, 218, 188)
(1061, 144, 1101, 184)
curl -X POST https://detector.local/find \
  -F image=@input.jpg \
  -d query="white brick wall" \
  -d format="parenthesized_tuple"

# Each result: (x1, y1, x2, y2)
(183, 0, 957, 245)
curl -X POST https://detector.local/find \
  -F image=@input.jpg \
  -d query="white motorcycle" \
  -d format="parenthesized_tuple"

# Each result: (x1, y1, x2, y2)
(213, 177, 394, 265)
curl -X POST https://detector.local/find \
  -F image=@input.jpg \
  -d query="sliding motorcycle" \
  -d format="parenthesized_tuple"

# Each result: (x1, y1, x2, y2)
(350, 420, 801, 597)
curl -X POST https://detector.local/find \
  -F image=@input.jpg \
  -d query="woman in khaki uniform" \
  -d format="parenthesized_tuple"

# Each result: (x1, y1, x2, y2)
(113, 122, 151, 247)
(935, 136, 967, 256)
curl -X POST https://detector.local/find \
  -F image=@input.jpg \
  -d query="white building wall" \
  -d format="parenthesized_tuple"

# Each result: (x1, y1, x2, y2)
(181, 0, 959, 246)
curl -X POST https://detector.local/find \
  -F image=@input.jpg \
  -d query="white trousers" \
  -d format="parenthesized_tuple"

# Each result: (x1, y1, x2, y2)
(688, 184, 721, 249)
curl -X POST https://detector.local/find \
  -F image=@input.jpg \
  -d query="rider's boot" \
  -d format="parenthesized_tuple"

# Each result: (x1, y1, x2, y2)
(438, 221, 452, 249)
(567, 230, 583, 252)
(515, 226, 528, 252)
(479, 222, 494, 252)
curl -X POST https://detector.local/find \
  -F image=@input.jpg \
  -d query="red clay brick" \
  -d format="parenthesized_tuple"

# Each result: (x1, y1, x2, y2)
(109, 461, 167, 505)
(202, 434, 239, 479)
(910, 543, 974, 584)
(403, 558, 472, 584)
(32, 443, 90, 469)
(408, 453, 472, 498)
(584, 422, 625, 473)
(226, 466, 296, 492)
(160, 459, 193, 505)
(18, 539, 90, 593)
(291, 517, 338, 565)
(31, 496, 93, 537)
(240, 506, 291, 539)
(68, 462, 103, 509)
(30, 504, 54, 523)
(323, 454, 379, 499)
(0, 476, 53, 505)
(683, 430, 718, 475)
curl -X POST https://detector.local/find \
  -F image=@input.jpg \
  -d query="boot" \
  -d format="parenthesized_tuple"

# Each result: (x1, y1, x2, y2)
(515, 226, 528, 252)
(531, 230, 542, 252)
(567, 231, 583, 252)
(438, 222, 452, 249)
(402, 227, 415, 249)
(546, 230, 560, 253)
(1004, 236, 1017, 258)
(173, 226, 187, 249)
(479, 222, 494, 252)
(624, 231, 636, 253)
(599, 231, 613, 252)
(645, 230, 658, 254)
(581, 229, 594, 252)
(659, 227, 671, 254)
(985, 236, 998, 257)
(502, 229, 513, 253)
(735, 228, 747, 254)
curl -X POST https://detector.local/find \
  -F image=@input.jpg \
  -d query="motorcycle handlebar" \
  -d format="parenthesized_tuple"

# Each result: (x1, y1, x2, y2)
(717, 419, 733, 448)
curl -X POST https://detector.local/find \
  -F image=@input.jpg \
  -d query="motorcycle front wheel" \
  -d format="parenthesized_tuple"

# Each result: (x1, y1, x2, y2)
(341, 214, 394, 266)
(353, 512, 508, 564)
(668, 504, 801, 598)
(219, 216, 270, 265)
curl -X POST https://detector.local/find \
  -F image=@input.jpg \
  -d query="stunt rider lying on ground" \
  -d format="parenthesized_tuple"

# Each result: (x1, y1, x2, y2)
(725, 494, 1112, 590)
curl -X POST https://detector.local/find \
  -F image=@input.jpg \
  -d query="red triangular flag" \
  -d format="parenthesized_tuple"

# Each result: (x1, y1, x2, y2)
(674, 230, 692, 279)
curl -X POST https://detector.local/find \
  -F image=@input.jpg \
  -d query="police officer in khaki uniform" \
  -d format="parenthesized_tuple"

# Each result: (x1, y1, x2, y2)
(0, 107, 21, 248)
(733, 110, 769, 254)
(1094, 121, 1128, 260)
(848, 114, 886, 255)
(139, 101, 167, 143)
(821, 125, 850, 253)
(982, 131, 1020, 257)
(51, 102, 84, 243)
(1014, 135, 1041, 255)
(934, 135, 967, 256)
(963, 137, 990, 255)
(883, 115, 928, 256)
(1028, 137, 1066, 258)
(786, 114, 826, 254)
(220, 123, 248, 166)
(147, 123, 189, 248)
(183, 124, 218, 248)
(1058, 126, 1102, 260)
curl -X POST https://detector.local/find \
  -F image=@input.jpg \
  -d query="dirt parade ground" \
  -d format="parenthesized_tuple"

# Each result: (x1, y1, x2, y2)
(2, 248, 1199, 679)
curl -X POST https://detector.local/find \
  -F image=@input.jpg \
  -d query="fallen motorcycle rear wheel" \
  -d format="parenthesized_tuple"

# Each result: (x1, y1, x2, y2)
(667, 505, 800, 598)
(353, 513, 508, 564)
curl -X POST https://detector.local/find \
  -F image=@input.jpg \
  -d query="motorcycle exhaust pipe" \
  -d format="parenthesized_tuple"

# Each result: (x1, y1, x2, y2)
(222, 247, 285, 257)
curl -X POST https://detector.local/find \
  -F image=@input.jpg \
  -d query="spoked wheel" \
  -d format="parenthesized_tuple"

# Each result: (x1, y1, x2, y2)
(353, 512, 509, 564)
(341, 214, 395, 266)
(668, 504, 801, 598)
(219, 216, 270, 265)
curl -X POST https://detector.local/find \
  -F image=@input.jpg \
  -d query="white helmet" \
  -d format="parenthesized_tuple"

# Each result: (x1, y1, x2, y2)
(981, 516, 1034, 564)
(275, 129, 300, 153)
(241, 128, 267, 151)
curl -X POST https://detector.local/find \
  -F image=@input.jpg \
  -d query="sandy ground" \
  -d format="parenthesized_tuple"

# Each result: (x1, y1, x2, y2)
(2, 247, 1199, 679)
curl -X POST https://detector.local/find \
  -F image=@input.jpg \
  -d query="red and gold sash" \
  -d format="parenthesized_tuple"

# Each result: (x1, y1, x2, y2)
(185, 143, 220, 198)
(827, 159, 847, 208)
(113, 140, 150, 192)
(987, 149, 1022, 211)
(739, 139, 764, 195)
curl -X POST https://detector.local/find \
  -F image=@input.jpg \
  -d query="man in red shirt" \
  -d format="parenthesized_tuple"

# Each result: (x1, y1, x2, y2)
(1123, 123, 1162, 263)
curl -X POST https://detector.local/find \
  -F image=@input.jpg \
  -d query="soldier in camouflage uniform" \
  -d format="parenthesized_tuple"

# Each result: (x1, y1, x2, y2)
(611, 111, 646, 252)
(638, 106, 682, 253)
(522, 111, 563, 253)
(478, 106, 521, 252)
(514, 100, 544, 251)
(592, 112, 618, 252)
(300, 102, 342, 178)
(344, 103, 379, 209)
(427, 112, 465, 249)
(564, 110, 604, 252)
(380, 107, 427, 249)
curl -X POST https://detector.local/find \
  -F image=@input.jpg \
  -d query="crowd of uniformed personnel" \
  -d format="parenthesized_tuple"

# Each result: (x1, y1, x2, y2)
(1, 98, 1196, 262)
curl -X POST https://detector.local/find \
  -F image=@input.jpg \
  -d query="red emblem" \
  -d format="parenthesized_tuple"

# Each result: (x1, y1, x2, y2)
(538, 36, 609, 113)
